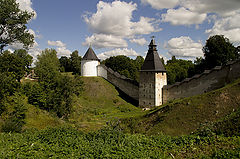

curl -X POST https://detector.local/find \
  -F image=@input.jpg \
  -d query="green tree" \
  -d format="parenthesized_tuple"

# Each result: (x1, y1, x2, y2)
(203, 35, 239, 69)
(165, 56, 195, 84)
(0, 0, 34, 53)
(29, 49, 83, 118)
(35, 49, 61, 85)
(134, 56, 144, 70)
(70, 50, 82, 75)
(103, 55, 138, 82)
(0, 49, 33, 82)
(59, 56, 71, 72)
(1, 93, 27, 132)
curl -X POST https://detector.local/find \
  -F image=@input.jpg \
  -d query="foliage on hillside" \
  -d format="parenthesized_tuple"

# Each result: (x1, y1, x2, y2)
(119, 78, 240, 136)
(0, 127, 239, 158)
(68, 77, 143, 132)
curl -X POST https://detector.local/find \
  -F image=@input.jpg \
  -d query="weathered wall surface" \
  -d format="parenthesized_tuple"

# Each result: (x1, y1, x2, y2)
(97, 65, 139, 101)
(139, 72, 155, 108)
(163, 60, 240, 104)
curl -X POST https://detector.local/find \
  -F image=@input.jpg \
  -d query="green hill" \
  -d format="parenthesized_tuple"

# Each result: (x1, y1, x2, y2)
(119, 78, 240, 136)
(1, 77, 240, 158)
(4, 77, 143, 132)
(67, 77, 143, 131)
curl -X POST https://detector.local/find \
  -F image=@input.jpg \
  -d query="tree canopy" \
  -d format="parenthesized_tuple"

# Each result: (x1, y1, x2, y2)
(35, 49, 61, 85)
(203, 35, 239, 69)
(59, 50, 82, 75)
(0, 49, 33, 82)
(32, 49, 83, 117)
(103, 55, 144, 82)
(165, 56, 195, 84)
(0, 0, 34, 52)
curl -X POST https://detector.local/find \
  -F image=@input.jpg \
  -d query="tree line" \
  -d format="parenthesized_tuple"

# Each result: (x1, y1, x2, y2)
(103, 35, 239, 85)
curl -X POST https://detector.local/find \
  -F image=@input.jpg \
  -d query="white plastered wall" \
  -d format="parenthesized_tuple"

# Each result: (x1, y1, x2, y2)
(97, 65, 107, 79)
(155, 72, 167, 106)
(81, 60, 99, 76)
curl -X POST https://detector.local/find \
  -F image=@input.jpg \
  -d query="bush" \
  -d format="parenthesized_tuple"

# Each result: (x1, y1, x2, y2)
(1, 93, 27, 133)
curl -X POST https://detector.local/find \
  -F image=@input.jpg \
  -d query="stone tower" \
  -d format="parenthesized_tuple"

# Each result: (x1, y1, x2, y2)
(139, 38, 167, 108)
(81, 46, 100, 76)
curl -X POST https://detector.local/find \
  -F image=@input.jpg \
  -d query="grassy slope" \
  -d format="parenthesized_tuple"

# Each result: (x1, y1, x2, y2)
(68, 77, 143, 132)
(1, 76, 143, 132)
(120, 78, 240, 136)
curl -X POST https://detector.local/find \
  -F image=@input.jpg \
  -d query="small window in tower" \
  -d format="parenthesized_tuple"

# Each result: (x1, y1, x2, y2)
(149, 95, 151, 98)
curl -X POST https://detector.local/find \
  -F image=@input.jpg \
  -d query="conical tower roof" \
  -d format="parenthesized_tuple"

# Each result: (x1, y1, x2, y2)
(82, 47, 99, 61)
(140, 38, 166, 72)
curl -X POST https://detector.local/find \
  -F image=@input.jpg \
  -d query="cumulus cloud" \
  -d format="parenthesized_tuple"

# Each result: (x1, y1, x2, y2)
(56, 47, 72, 57)
(83, 1, 160, 48)
(47, 40, 71, 57)
(206, 12, 240, 43)
(98, 48, 139, 60)
(141, 0, 179, 9)
(84, 1, 136, 37)
(130, 38, 147, 46)
(132, 17, 162, 35)
(181, 0, 240, 17)
(48, 40, 66, 48)
(82, 34, 128, 49)
(162, 7, 207, 26)
(16, 0, 37, 19)
(167, 36, 203, 58)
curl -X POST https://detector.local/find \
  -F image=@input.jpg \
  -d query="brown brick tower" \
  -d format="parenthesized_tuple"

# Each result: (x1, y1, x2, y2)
(139, 37, 167, 108)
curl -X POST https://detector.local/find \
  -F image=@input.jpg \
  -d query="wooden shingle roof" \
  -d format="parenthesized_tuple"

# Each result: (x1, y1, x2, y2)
(140, 38, 166, 72)
(82, 47, 99, 61)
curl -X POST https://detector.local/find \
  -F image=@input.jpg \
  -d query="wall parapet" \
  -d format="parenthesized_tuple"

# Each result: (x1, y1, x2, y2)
(97, 64, 139, 101)
(163, 59, 240, 104)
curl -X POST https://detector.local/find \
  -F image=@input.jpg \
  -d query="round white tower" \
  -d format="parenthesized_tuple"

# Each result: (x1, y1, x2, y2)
(81, 47, 100, 76)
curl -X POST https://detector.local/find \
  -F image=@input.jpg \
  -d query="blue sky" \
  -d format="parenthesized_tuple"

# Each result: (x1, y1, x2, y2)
(11, 0, 240, 62)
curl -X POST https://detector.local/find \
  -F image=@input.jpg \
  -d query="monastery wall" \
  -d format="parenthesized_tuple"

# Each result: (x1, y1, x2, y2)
(97, 65, 139, 101)
(163, 59, 240, 104)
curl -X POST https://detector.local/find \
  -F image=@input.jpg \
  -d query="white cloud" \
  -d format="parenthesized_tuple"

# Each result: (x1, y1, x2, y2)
(48, 40, 66, 48)
(206, 12, 240, 43)
(82, 34, 128, 49)
(141, 0, 179, 9)
(98, 48, 139, 60)
(56, 47, 72, 57)
(16, 0, 37, 19)
(162, 7, 207, 26)
(83, 1, 160, 49)
(47, 40, 71, 57)
(181, 0, 240, 17)
(131, 17, 162, 35)
(167, 36, 203, 58)
(84, 1, 136, 37)
(130, 38, 147, 46)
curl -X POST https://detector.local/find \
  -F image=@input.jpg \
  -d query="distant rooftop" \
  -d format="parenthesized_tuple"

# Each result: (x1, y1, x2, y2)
(140, 38, 166, 72)
(82, 47, 100, 61)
